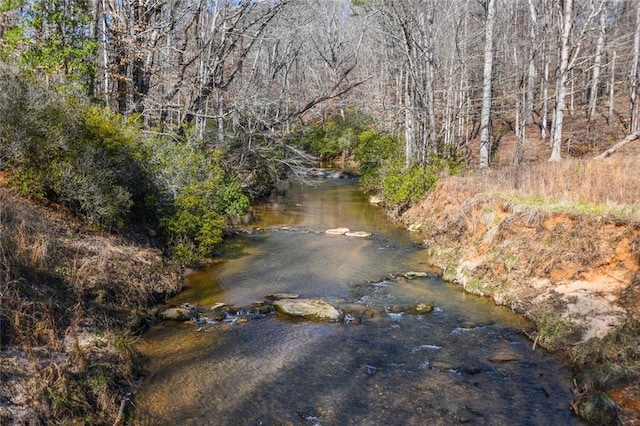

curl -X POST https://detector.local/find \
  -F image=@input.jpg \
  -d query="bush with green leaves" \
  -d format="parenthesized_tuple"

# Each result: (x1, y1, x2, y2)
(149, 139, 250, 265)
(351, 127, 464, 212)
(353, 129, 398, 191)
(380, 156, 464, 211)
(0, 66, 250, 264)
(0, 67, 151, 227)
(300, 108, 372, 160)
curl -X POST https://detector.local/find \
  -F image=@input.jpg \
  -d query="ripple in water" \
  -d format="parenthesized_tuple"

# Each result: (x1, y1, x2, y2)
(134, 179, 581, 425)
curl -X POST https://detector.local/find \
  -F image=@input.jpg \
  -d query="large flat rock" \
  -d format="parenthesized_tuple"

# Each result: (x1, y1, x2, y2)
(273, 298, 342, 321)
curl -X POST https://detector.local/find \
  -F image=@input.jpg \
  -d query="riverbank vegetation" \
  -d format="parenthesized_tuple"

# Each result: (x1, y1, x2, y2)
(2, 0, 640, 423)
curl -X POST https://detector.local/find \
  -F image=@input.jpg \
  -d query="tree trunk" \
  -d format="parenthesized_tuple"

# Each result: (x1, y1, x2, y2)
(541, 45, 550, 139)
(423, 6, 437, 157)
(525, 0, 538, 124)
(550, 0, 573, 162)
(479, 0, 496, 169)
(630, 2, 640, 133)
(608, 50, 617, 125)
(404, 69, 414, 165)
(594, 133, 640, 159)
(588, 0, 607, 120)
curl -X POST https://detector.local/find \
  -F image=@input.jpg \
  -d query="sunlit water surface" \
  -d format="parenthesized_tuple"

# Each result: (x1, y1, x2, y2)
(134, 178, 581, 425)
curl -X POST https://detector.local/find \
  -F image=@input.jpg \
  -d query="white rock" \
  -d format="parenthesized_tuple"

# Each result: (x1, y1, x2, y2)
(369, 195, 383, 205)
(159, 307, 192, 321)
(345, 231, 372, 238)
(407, 223, 422, 232)
(325, 227, 350, 235)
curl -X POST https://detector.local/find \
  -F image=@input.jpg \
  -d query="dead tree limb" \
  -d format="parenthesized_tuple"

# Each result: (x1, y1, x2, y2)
(594, 133, 640, 159)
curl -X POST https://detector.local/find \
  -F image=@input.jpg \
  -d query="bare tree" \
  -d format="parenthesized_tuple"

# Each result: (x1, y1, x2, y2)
(630, 1, 640, 133)
(479, 0, 496, 169)
(587, 0, 608, 121)
(549, 0, 573, 161)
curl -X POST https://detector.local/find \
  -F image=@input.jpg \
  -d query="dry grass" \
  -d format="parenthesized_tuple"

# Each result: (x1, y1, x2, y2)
(455, 155, 640, 221)
(0, 188, 181, 424)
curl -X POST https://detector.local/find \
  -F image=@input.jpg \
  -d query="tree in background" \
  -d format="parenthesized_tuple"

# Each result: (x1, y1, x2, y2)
(2, 0, 640, 174)
(479, 0, 496, 168)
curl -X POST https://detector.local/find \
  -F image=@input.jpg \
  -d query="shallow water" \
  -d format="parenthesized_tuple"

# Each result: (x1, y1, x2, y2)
(134, 178, 581, 425)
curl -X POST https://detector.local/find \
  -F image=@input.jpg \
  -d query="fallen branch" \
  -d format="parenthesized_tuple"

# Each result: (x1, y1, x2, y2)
(594, 132, 640, 159)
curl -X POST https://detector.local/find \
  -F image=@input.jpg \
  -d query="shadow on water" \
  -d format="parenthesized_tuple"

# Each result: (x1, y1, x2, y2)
(134, 178, 582, 425)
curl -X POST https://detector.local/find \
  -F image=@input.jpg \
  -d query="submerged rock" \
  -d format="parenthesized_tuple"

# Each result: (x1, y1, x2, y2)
(273, 298, 342, 321)
(248, 301, 275, 315)
(385, 303, 434, 315)
(404, 303, 435, 315)
(265, 293, 299, 300)
(341, 303, 378, 318)
(488, 347, 520, 363)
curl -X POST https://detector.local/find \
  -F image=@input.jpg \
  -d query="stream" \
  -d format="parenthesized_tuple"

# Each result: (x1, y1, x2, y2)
(134, 177, 581, 425)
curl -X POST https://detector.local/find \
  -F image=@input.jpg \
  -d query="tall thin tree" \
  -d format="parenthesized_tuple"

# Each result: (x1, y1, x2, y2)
(479, 0, 496, 169)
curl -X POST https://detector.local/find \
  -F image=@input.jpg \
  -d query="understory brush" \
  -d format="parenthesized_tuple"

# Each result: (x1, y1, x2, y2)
(298, 108, 372, 161)
(0, 64, 249, 265)
(354, 129, 464, 214)
(461, 157, 640, 219)
(0, 64, 249, 423)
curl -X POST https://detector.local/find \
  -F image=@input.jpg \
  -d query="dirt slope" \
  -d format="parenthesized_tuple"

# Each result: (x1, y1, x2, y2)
(401, 177, 640, 423)
(0, 187, 181, 424)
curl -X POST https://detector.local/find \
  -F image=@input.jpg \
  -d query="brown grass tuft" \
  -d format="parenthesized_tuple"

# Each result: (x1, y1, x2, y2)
(443, 155, 640, 221)
(0, 188, 181, 424)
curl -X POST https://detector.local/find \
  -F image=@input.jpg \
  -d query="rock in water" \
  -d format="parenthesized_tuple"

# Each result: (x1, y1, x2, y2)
(488, 347, 520, 363)
(325, 228, 350, 235)
(404, 303, 435, 315)
(405, 271, 429, 279)
(159, 306, 196, 321)
(273, 298, 342, 321)
(345, 231, 372, 238)
(369, 195, 383, 205)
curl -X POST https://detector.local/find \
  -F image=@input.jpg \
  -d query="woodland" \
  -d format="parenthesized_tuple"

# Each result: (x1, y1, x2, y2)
(1, 0, 640, 424)
(1, 0, 640, 240)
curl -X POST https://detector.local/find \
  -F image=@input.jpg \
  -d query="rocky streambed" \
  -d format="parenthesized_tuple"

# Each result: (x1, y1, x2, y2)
(158, 271, 436, 326)
(134, 179, 582, 424)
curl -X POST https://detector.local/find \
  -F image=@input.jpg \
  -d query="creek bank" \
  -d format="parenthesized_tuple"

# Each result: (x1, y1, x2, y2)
(395, 176, 640, 424)
(0, 188, 182, 425)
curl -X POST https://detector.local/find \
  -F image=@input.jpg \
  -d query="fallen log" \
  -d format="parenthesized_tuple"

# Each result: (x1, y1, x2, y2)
(594, 132, 640, 159)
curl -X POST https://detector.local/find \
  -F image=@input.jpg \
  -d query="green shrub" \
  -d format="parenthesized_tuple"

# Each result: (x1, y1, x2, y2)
(350, 125, 463, 213)
(380, 156, 464, 211)
(353, 130, 397, 191)
(300, 108, 372, 160)
(0, 67, 154, 227)
(152, 144, 249, 265)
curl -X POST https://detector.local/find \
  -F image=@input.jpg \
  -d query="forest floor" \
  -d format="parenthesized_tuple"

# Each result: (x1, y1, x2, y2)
(399, 110, 640, 424)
